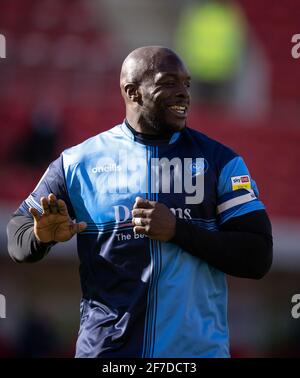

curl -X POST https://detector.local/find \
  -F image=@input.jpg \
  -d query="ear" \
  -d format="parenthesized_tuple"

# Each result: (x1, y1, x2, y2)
(124, 83, 140, 102)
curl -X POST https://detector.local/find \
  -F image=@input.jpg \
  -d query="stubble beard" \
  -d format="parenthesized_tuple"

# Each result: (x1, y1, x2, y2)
(140, 107, 183, 137)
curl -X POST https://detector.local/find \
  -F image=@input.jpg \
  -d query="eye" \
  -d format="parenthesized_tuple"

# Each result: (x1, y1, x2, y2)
(185, 81, 191, 88)
(163, 81, 176, 87)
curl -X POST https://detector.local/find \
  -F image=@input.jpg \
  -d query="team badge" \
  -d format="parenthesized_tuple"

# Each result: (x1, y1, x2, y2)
(189, 159, 209, 176)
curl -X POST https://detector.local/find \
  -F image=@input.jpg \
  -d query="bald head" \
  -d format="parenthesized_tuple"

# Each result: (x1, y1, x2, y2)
(120, 46, 191, 136)
(120, 46, 185, 91)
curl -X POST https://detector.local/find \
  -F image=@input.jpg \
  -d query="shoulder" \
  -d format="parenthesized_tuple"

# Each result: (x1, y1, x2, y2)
(62, 124, 122, 167)
(185, 127, 239, 172)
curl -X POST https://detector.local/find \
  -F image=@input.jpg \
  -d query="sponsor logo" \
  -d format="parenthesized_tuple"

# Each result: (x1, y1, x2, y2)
(170, 207, 192, 220)
(113, 205, 131, 223)
(241, 176, 250, 183)
(231, 175, 251, 191)
(113, 205, 192, 222)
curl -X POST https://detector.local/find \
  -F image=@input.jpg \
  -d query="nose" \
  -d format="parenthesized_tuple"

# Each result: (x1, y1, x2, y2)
(175, 83, 190, 102)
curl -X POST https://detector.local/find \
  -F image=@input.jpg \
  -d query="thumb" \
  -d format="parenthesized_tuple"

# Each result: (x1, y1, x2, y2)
(70, 221, 87, 235)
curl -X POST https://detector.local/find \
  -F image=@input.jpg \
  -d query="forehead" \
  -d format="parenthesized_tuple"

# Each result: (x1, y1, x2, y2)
(152, 53, 189, 77)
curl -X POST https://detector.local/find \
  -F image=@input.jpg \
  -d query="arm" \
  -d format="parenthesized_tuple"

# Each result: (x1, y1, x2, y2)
(131, 198, 273, 280)
(7, 214, 55, 263)
(7, 194, 86, 263)
(171, 210, 273, 279)
(6, 156, 86, 263)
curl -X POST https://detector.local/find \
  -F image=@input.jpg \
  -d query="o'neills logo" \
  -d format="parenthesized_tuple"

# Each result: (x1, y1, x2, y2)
(92, 164, 121, 173)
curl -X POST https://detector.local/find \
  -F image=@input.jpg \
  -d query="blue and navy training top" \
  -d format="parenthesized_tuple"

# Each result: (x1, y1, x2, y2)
(17, 122, 265, 358)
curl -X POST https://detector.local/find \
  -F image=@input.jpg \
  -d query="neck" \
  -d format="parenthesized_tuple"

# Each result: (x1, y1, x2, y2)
(125, 119, 173, 141)
(125, 113, 174, 139)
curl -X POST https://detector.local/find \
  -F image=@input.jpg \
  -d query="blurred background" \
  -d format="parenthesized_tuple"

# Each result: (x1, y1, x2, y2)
(0, 0, 299, 357)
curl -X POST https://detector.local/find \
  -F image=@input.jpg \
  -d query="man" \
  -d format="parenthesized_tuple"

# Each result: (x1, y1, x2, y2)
(7, 46, 272, 358)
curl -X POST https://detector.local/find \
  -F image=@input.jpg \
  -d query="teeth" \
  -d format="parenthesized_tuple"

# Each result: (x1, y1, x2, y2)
(169, 105, 186, 114)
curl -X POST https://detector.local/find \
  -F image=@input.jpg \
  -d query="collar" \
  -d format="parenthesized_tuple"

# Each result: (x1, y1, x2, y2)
(121, 119, 182, 146)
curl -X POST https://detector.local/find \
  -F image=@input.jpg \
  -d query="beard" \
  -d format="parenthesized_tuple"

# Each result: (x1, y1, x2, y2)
(139, 105, 184, 137)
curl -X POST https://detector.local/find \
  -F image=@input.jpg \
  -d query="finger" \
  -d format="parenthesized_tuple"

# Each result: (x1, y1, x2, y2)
(133, 226, 148, 235)
(49, 193, 58, 214)
(40, 197, 50, 215)
(131, 208, 150, 218)
(132, 217, 148, 227)
(57, 199, 68, 216)
(70, 221, 87, 236)
(133, 197, 154, 209)
(29, 207, 41, 222)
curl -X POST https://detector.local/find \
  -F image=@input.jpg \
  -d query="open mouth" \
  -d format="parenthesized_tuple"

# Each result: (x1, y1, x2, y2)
(168, 105, 188, 117)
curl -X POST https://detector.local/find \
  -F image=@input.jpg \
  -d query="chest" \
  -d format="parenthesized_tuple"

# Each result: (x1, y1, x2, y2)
(68, 144, 218, 224)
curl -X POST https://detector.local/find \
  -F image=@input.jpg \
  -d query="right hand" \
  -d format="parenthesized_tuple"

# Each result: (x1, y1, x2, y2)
(29, 193, 87, 243)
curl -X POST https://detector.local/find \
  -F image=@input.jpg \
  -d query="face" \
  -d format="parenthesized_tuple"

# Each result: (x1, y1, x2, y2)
(138, 53, 191, 135)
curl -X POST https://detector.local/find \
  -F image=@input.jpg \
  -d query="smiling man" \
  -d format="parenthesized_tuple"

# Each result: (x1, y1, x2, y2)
(7, 46, 272, 358)
(120, 46, 190, 136)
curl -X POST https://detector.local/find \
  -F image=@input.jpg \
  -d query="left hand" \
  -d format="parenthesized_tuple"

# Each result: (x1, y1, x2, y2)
(131, 197, 176, 241)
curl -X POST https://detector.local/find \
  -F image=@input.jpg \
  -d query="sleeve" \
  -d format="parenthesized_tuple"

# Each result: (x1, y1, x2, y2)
(16, 155, 75, 219)
(7, 155, 74, 263)
(172, 210, 273, 279)
(7, 214, 56, 263)
(217, 156, 265, 225)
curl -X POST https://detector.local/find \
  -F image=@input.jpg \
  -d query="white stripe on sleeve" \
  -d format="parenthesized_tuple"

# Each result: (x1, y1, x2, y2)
(217, 190, 256, 215)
